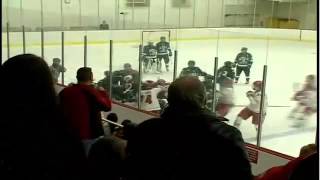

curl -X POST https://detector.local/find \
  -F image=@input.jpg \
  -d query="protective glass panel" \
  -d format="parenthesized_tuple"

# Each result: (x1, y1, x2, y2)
(176, 28, 218, 111)
(43, 31, 63, 84)
(63, 31, 85, 84)
(140, 30, 176, 113)
(86, 31, 110, 88)
(216, 30, 268, 144)
(262, 29, 317, 157)
(111, 29, 140, 107)
(9, 30, 24, 57)
(25, 31, 42, 56)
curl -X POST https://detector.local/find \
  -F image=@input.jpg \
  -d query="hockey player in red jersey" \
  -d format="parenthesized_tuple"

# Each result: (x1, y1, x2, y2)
(288, 74, 317, 124)
(234, 81, 268, 131)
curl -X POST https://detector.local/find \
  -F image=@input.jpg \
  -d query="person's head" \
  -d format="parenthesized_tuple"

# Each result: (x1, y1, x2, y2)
(252, 81, 262, 91)
(160, 36, 166, 42)
(123, 63, 132, 72)
(107, 113, 118, 123)
(53, 58, 61, 66)
(104, 70, 109, 77)
(0, 54, 58, 136)
(241, 47, 248, 53)
(148, 41, 153, 46)
(299, 144, 317, 158)
(305, 74, 315, 85)
(102, 20, 107, 24)
(167, 76, 207, 111)
(0, 54, 87, 178)
(76, 67, 93, 84)
(121, 119, 132, 126)
(121, 120, 136, 140)
(224, 61, 233, 68)
(188, 60, 196, 68)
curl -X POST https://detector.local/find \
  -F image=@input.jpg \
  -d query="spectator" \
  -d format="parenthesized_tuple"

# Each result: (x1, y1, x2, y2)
(0, 54, 87, 179)
(88, 119, 131, 180)
(256, 144, 317, 180)
(125, 76, 252, 180)
(49, 57, 66, 83)
(59, 67, 112, 156)
(107, 113, 119, 135)
(100, 20, 110, 30)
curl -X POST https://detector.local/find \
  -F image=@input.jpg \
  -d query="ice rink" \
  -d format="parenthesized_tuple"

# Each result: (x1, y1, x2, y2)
(2, 29, 317, 157)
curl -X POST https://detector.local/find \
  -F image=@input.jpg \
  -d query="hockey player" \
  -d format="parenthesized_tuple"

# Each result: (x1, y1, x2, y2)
(140, 79, 170, 112)
(112, 63, 139, 102)
(156, 36, 172, 72)
(234, 81, 268, 131)
(234, 47, 253, 84)
(142, 41, 158, 73)
(288, 74, 317, 123)
(217, 61, 235, 90)
(49, 58, 66, 83)
(179, 60, 211, 78)
(215, 61, 235, 117)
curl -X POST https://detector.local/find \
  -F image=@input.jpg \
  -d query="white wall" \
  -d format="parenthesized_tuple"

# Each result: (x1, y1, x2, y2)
(2, 0, 316, 30)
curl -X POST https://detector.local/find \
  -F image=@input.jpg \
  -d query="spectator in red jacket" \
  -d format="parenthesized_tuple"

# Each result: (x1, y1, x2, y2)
(256, 144, 317, 180)
(59, 67, 112, 155)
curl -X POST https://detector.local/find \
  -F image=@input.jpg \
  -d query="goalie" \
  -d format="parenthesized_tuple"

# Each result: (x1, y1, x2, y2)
(142, 41, 158, 73)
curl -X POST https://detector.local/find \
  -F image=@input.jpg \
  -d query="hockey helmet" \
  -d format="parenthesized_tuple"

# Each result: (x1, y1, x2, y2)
(124, 63, 132, 70)
(241, 47, 248, 51)
(160, 36, 166, 41)
(188, 60, 196, 67)
(224, 61, 233, 67)
(53, 58, 61, 63)
(253, 81, 263, 90)
(306, 74, 315, 81)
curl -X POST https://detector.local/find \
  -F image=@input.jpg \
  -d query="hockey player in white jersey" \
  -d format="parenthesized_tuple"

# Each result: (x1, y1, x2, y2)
(234, 81, 268, 131)
(288, 74, 317, 124)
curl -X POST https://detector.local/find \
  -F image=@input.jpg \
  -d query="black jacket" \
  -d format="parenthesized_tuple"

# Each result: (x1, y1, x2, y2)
(125, 107, 253, 180)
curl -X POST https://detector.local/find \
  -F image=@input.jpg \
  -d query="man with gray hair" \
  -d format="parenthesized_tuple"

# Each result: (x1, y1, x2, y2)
(125, 76, 252, 180)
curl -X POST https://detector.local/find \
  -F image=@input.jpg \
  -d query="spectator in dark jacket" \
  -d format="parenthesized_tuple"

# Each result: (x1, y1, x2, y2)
(0, 54, 88, 179)
(59, 67, 112, 155)
(125, 76, 252, 180)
